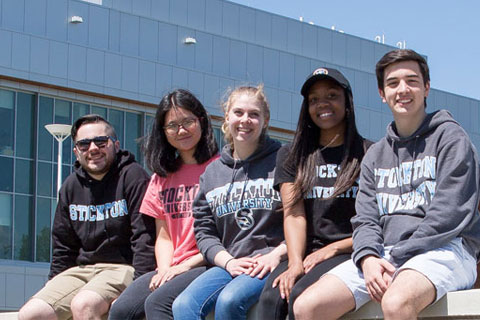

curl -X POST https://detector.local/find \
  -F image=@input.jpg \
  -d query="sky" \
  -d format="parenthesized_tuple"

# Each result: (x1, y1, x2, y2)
(229, 0, 480, 101)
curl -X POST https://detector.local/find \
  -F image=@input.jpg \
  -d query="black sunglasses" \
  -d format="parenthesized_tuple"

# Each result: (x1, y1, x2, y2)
(75, 136, 116, 152)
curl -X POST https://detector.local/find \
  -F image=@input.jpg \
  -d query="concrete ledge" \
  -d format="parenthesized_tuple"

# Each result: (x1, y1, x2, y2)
(0, 312, 18, 319)
(341, 289, 480, 319)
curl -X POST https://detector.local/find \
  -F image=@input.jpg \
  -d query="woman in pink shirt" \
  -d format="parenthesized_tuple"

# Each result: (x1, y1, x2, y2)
(109, 89, 218, 320)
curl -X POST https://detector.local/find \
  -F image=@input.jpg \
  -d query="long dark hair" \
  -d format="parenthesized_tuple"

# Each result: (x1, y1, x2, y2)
(287, 87, 367, 206)
(144, 89, 218, 177)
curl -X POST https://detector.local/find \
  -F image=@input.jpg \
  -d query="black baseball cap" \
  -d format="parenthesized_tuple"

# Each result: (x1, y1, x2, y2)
(301, 67, 352, 97)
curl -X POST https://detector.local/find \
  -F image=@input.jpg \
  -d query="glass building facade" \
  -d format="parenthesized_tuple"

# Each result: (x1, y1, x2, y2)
(0, 0, 479, 310)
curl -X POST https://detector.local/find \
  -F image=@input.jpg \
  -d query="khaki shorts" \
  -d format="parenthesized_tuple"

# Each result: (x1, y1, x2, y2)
(33, 263, 134, 320)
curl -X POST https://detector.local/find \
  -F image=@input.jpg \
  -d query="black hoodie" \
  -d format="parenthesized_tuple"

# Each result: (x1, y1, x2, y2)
(49, 150, 156, 279)
(193, 136, 284, 264)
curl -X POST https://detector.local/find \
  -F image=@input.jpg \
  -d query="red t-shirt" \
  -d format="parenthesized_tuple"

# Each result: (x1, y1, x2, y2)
(140, 157, 217, 266)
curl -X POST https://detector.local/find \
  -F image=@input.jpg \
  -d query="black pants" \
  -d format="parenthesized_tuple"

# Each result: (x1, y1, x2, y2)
(108, 266, 206, 320)
(256, 254, 351, 320)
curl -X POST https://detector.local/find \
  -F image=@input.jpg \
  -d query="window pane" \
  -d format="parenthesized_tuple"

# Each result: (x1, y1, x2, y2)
(0, 89, 15, 156)
(14, 195, 33, 261)
(15, 159, 34, 194)
(0, 156, 13, 192)
(213, 127, 225, 150)
(125, 112, 142, 163)
(108, 109, 124, 148)
(73, 102, 90, 121)
(0, 193, 12, 259)
(37, 161, 52, 197)
(91, 105, 107, 119)
(16, 92, 36, 159)
(38, 96, 54, 161)
(145, 114, 155, 135)
(36, 197, 52, 262)
(54, 99, 72, 164)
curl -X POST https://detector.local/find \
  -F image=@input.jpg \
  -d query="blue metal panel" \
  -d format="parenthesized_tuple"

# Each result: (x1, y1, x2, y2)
(255, 10, 271, 46)
(172, 67, 188, 89)
(294, 56, 310, 92)
(122, 56, 139, 92)
(457, 97, 471, 131)
(170, 0, 188, 26)
(369, 111, 383, 141)
(24, 0, 46, 36)
(86, 48, 104, 86)
(279, 52, 294, 92)
(155, 63, 172, 96)
(317, 28, 332, 63)
(46, 0, 67, 41)
(355, 107, 370, 138)
(222, 1, 239, 38)
(187, 0, 205, 30)
(354, 71, 369, 108)
(177, 26, 195, 69)
(229, 40, 246, 79)
(88, 5, 109, 50)
(151, 0, 169, 22)
(302, 24, 317, 57)
(277, 90, 292, 122)
(212, 36, 229, 76)
(205, 0, 222, 34)
(188, 70, 204, 101)
(109, 10, 120, 52)
(332, 33, 346, 66)
(447, 94, 459, 121)
(158, 22, 177, 65)
(238, 6, 255, 42)
(434, 90, 447, 110)
(246, 44, 263, 84)
(49, 40, 68, 78)
(346, 37, 361, 69)
(203, 73, 219, 109)
(265, 86, 278, 120)
(2, 0, 24, 31)
(471, 100, 480, 134)
(30, 37, 49, 75)
(68, 0, 89, 45)
(374, 44, 390, 66)
(12, 33, 29, 71)
(104, 52, 122, 89)
(263, 48, 279, 88)
(120, 13, 139, 56)
(291, 94, 302, 129)
(0, 30, 12, 67)
(271, 15, 287, 50)
(112, 0, 132, 12)
(139, 17, 158, 61)
(5, 273, 24, 308)
(67, 44, 86, 82)
(194, 31, 213, 73)
(139, 60, 155, 96)
(360, 40, 374, 72)
(132, 0, 151, 17)
(287, 20, 302, 55)
(368, 75, 381, 111)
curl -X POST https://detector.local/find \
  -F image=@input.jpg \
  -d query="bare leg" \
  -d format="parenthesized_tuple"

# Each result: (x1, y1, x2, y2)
(71, 290, 110, 320)
(18, 298, 58, 320)
(293, 275, 355, 320)
(381, 269, 436, 320)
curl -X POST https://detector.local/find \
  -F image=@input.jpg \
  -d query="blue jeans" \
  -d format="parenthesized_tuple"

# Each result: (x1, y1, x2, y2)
(172, 266, 268, 320)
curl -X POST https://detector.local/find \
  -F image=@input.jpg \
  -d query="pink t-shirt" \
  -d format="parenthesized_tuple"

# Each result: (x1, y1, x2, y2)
(140, 157, 217, 266)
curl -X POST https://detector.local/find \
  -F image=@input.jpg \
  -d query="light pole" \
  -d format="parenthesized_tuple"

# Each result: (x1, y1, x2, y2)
(45, 124, 72, 200)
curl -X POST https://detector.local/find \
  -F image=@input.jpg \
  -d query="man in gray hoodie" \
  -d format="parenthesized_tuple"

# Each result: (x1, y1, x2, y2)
(293, 49, 480, 320)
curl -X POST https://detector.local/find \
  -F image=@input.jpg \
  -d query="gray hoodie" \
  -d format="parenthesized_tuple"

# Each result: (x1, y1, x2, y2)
(193, 136, 284, 265)
(353, 110, 480, 268)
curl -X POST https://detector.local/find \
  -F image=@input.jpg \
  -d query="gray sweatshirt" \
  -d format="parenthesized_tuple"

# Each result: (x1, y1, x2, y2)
(193, 136, 284, 264)
(353, 110, 480, 268)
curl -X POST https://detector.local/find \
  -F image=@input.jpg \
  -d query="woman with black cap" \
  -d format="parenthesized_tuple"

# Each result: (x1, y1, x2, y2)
(257, 67, 372, 320)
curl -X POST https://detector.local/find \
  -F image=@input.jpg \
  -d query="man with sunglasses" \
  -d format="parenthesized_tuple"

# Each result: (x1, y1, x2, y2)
(19, 114, 155, 320)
